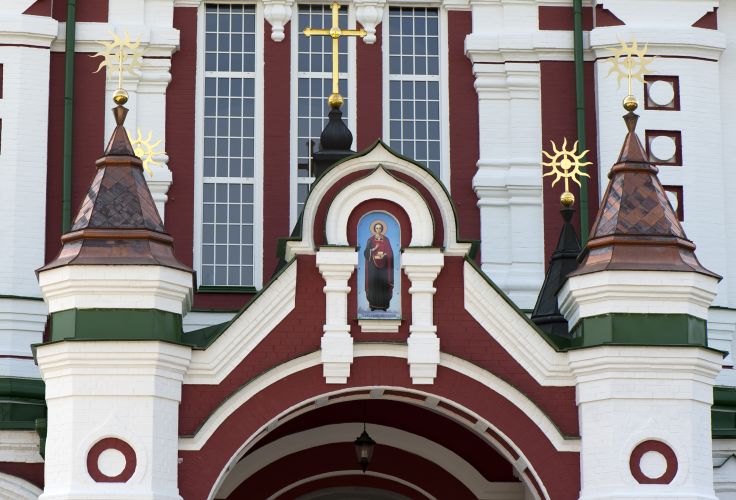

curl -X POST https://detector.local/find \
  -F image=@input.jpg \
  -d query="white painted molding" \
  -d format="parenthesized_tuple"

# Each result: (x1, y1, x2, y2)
(317, 247, 358, 384)
(325, 166, 434, 247)
(186, 262, 297, 384)
(589, 26, 726, 61)
(402, 249, 444, 384)
(0, 472, 42, 500)
(558, 270, 720, 329)
(358, 319, 400, 333)
(38, 265, 194, 315)
(263, 0, 293, 42)
(0, 431, 42, 463)
(179, 344, 579, 455)
(287, 142, 471, 259)
(354, 0, 385, 45)
(569, 345, 724, 404)
(0, 14, 58, 47)
(597, 0, 718, 28)
(183, 311, 237, 333)
(216, 423, 525, 499)
(464, 262, 574, 386)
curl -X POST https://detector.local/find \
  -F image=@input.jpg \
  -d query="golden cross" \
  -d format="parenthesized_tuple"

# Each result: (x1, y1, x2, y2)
(304, 2, 366, 109)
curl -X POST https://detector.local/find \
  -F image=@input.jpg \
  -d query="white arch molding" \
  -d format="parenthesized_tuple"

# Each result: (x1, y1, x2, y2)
(0, 472, 43, 499)
(286, 142, 472, 259)
(214, 423, 527, 499)
(268, 471, 436, 500)
(179, 345, 577, 500)
(325, 167, 434, 247)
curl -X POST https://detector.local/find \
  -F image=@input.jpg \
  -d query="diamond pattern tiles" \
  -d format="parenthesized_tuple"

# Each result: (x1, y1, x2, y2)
(592, 170, 685, 239)
(71, 162, 165, 232)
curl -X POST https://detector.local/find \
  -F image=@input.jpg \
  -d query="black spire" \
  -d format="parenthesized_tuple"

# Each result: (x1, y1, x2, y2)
(531, 206, 581, 338)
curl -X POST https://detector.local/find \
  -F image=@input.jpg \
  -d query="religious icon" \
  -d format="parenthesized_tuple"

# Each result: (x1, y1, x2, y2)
(357, 212, 401, 320)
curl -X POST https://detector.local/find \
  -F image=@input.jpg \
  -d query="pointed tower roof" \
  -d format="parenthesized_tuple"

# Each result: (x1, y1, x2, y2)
(532, 206, 581, 338)
(39, 102, 190, 273)
(570, 112, 718, 279)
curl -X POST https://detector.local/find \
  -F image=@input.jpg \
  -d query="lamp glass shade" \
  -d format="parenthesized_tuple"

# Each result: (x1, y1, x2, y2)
(354, 430, 376, 472)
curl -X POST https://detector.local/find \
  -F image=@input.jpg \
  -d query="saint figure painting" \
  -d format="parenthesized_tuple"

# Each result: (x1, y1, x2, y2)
(357, 212, 401, 320)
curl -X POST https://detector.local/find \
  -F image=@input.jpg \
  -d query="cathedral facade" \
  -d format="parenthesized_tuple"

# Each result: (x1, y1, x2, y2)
(1, 0, 736, 498)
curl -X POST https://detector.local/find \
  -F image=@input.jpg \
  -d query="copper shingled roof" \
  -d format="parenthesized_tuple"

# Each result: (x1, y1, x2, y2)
(39, 105, 191, 273)
(570, 112, 719, 279)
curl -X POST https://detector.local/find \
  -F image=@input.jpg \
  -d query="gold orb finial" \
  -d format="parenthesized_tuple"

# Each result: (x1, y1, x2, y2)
(328, 93, 344, 109)
(623, 94, 638, 112)
(560, 191, 575, 207)
(113, 88, 129, 106)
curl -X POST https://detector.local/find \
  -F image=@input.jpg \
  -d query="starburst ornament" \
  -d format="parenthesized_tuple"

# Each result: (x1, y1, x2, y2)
(542, 138, 593, 207)
(604, 38, 655, 111)
(129, 129, 165, 176)
(92, 32, 144, 105)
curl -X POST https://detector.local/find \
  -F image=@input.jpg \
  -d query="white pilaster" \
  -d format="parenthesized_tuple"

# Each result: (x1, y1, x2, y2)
(468, 60, 544, 310)
(571, 346, 723, 500)
(402, 249, 444, 384)
(37, 341, 192, 500)
(317, 247, 358, 384)
(0, 10, 57, 380)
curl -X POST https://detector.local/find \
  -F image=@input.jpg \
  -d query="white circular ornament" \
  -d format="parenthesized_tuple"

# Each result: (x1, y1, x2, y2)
(650, 135, 677, 162)
(640, 450, 668, 479)
(98, 448, 127, 478)
(649, 80, 675, 107)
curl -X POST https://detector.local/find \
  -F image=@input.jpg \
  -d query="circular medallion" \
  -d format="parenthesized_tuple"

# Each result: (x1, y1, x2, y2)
(629, 440, 678, 484)
(87, 438, 137, 483)
(650, 135, 677, 162)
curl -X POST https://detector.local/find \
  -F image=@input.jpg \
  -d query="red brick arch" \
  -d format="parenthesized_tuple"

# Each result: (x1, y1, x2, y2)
(178, 356, 580, 500)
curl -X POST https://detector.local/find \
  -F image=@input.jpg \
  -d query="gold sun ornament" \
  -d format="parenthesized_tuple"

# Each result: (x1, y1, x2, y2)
(542, 138, 593, 207)
(129, 128, 165, 176)
(604, 38, 656, 111)
(92, 31, 145, 105)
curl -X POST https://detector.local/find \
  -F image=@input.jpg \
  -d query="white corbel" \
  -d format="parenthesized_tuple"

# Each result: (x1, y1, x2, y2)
(263, 0, 294, 42)
(354, 0, 385, 45)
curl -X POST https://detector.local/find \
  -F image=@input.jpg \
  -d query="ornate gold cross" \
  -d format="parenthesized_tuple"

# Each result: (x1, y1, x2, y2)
(304, 2, 366, 109)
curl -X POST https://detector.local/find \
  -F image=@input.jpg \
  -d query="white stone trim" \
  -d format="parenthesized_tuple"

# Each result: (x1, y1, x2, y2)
(265, 471, 436, 500)
(38, 265, 194, 315)
(179, 344, 578, 454)
(0, 472, 42, 500)
(185, 261, 297, 384)
(464, 261, 574, 386)
(216, 423, 525, 499)
(317, 247, 358, 383)
(325, 167, 435, 247)
(558, 270, 720, 328)
(287, 142, 471, 259)
(354, 0, 384, 45)
(0, 431, 43, 463)
(402, 248, 444, 384)
(182, 311, 237, 333)
(589, 26, 725, 61)
(358, 319, 400, 333)
(0, 13, 57, 47)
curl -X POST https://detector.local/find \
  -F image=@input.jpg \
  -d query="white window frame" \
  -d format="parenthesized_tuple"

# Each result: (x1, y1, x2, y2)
(289, 2, 358, 230)
(382, 4, 450, 189)
(194, 1, 265, 289)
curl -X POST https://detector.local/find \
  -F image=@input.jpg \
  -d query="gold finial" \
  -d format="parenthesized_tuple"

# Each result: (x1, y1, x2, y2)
(604, 38, 655, 111)
(542, 138, 593, 207)
(93, 31, 144, 106)
(129, 128, 165, 176)
(303, 2, 366, 109)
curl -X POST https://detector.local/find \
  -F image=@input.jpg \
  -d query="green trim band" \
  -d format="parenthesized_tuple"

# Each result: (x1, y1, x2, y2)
(50, 309, 182, 342)
(713, 386, 736, 438)
(197, 286, 257, 294)
(0, 377, 46, 431)
(569, 313, 707, 348)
